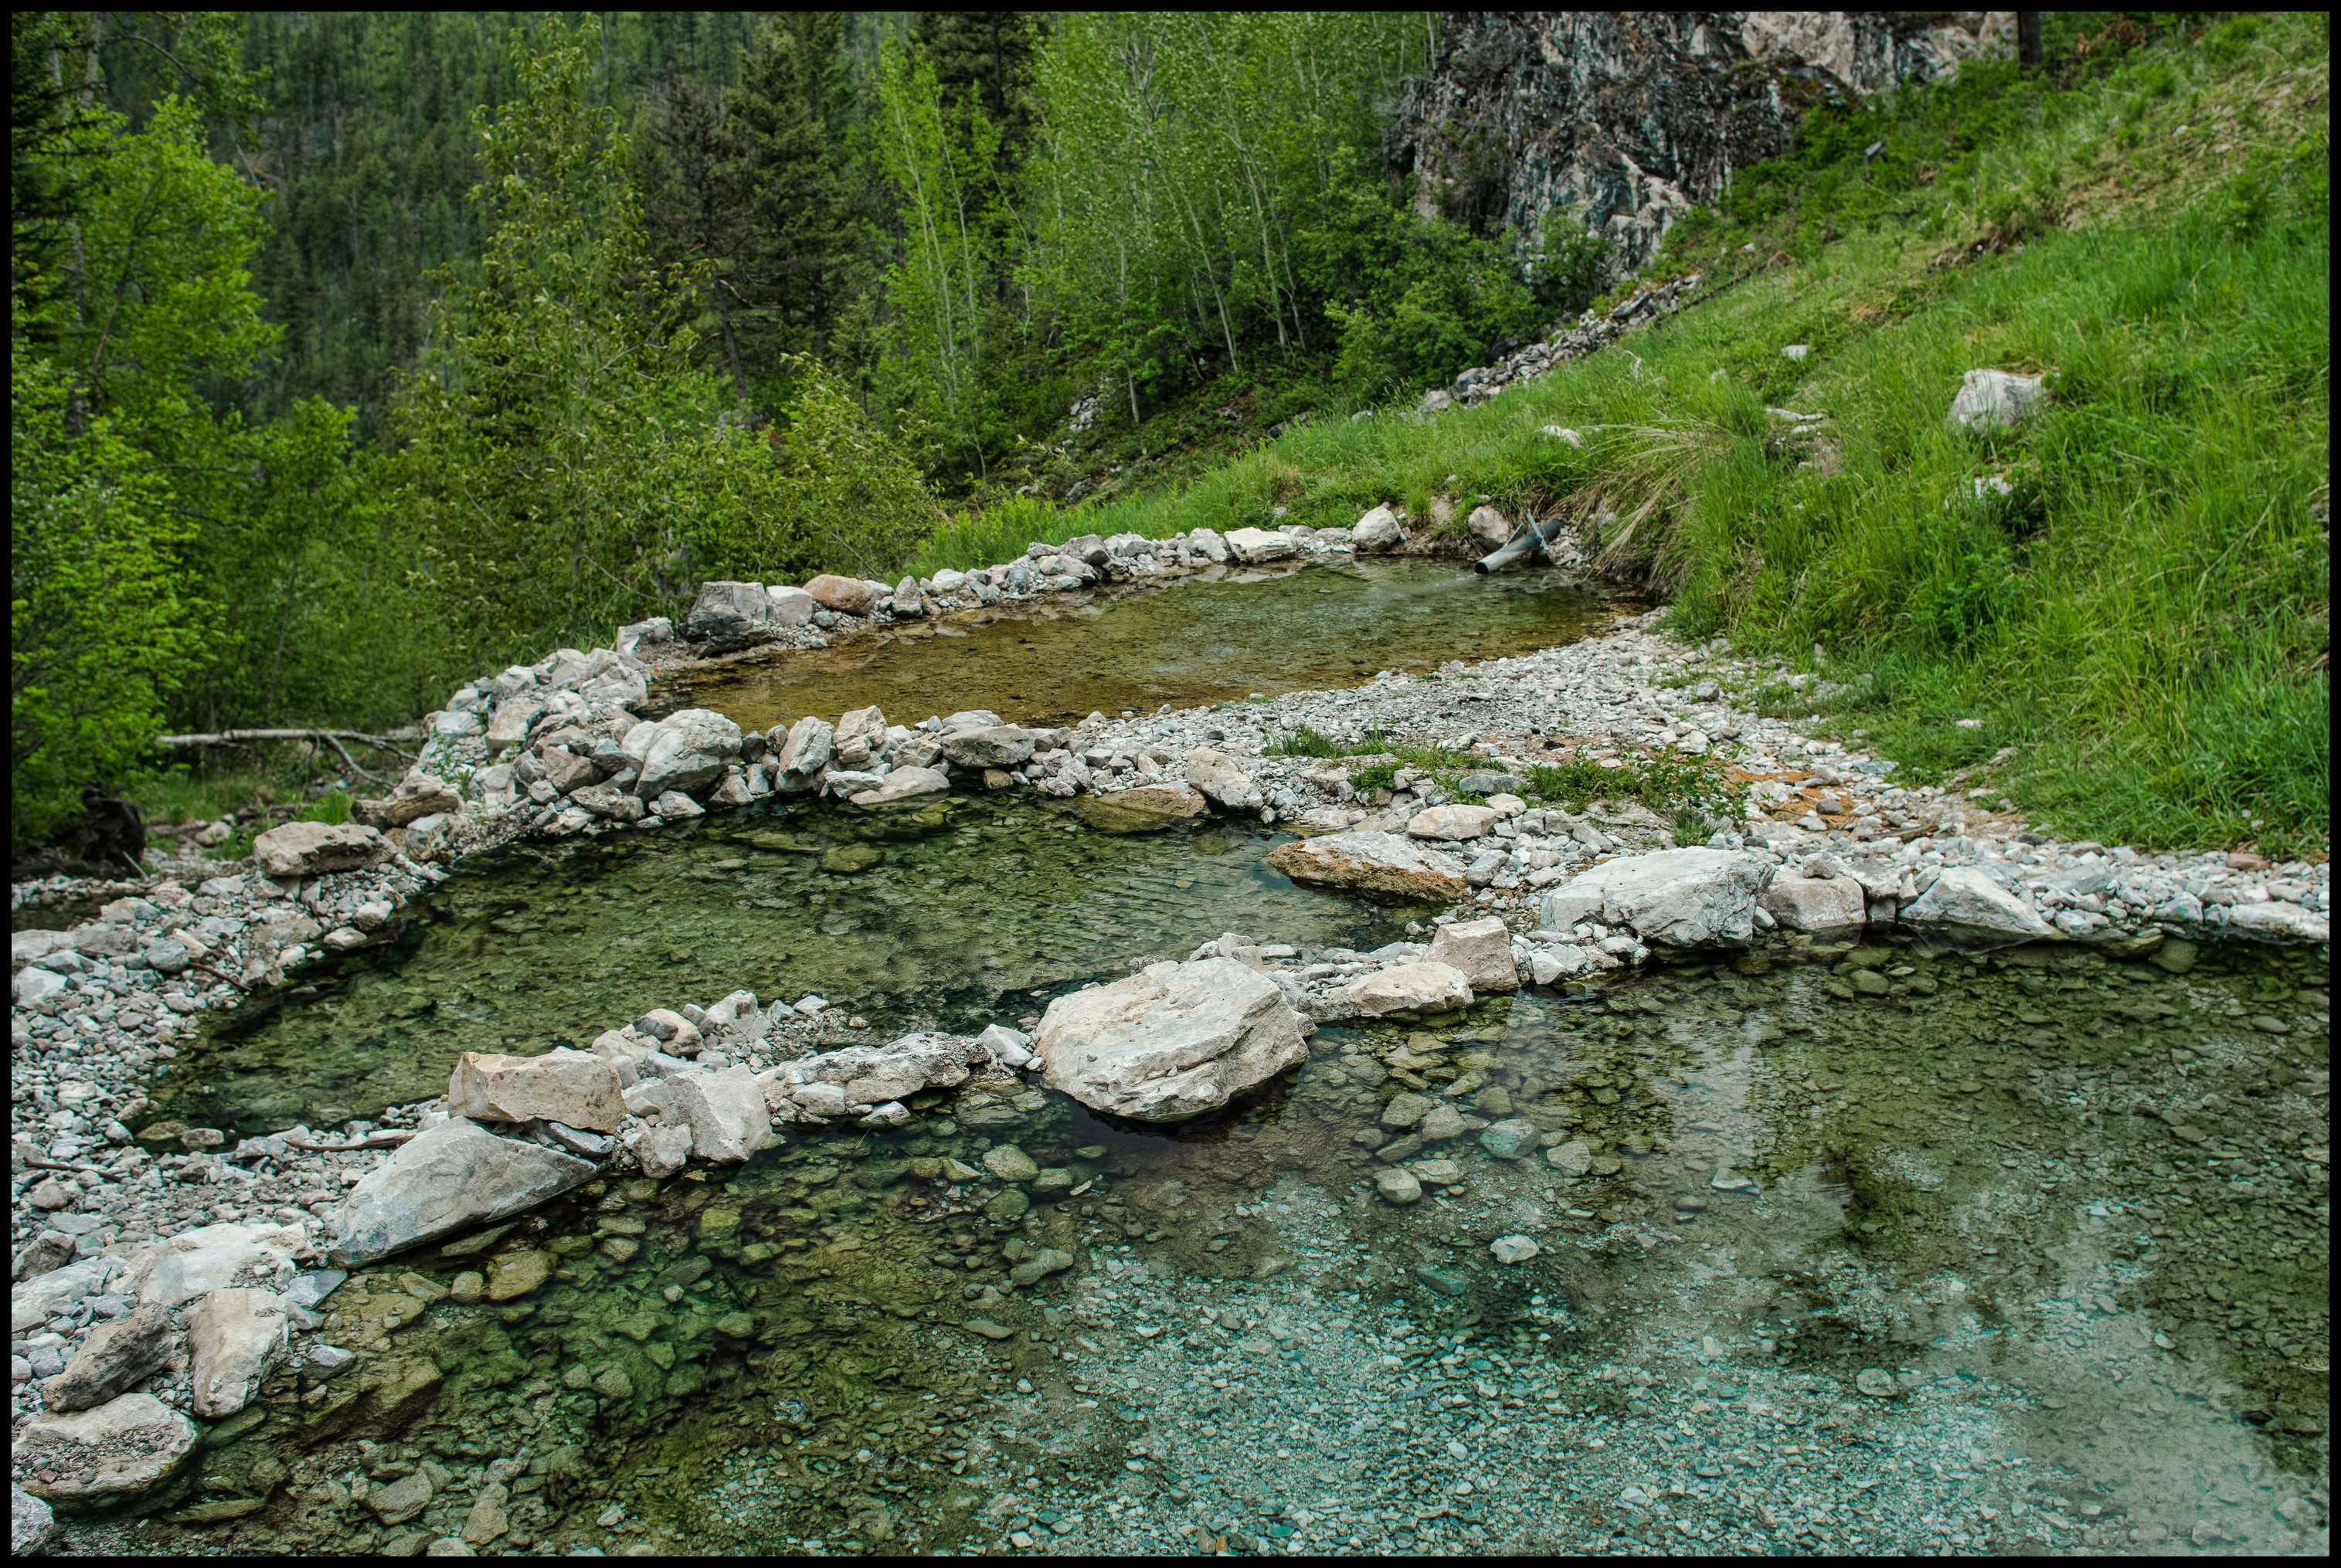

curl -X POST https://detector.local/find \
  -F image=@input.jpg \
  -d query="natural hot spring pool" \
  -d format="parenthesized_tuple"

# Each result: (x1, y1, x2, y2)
(107, 935, 2328, 1557)
(655, 557, 1616, 732)
(151, 796, 1429, 1138)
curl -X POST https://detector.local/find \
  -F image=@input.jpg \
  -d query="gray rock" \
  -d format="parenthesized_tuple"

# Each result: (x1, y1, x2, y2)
(185, 1287, 289, 1419)
(250, 821, 391, 879)
(683, 580, 774, 644)
(40, 1303, 175, 1412)
(329, 1118, 597, 1266)
(1184, 748, 1263, 812)
(635, 709, 742, 799)
(940, 726, 1039, 769)
(1489, 1234, 1541, 1264)
(447, 1049, 627, 1132)
(1266, 830, 1468, 900)
(568, 783, 644, 822)
(1407, 804, 1500, 840)
(1034, 957, 1308, 1121)
(850, 767, 950, 806)
(1374, 1166, 1423, 1204)
(1898, 866, 2054, 942)
(1947, 368, 2046, 433)
(13, 1483, 53, 1554)
(1342, 962, 1474, 1018)
(1537, 848, 1772, 949)
(1426, 915, 1519, 993)
(1221, 526, 1300, 563)
(1351, 506, 1403, 552)
(15, 1393, 197, 1505)
(1758, 867, 1867, 932)
(1478, 1118, 1540, 1159)
(769, 716, 834, 791)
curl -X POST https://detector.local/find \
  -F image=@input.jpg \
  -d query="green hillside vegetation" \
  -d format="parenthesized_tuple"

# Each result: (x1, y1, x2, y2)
(919, 14, 2332, 856)
(10, 12, 2326, 862)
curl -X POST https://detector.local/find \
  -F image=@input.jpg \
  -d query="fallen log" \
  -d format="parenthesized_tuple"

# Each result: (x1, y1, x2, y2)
(153, 727, 420, 782)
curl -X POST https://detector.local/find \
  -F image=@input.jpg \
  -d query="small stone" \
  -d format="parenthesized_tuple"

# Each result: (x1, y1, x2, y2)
(484, 1251, 555, 1301)
(1477, 1118, 1539, 1160)
(1373, 1168, 1423, 1205)
(982, 1145, 1040, 1183)
(1854, 1368, 1898, 1398)
(1545, 1140, 1594, 1176)
(1489, 1234, 1541, 1264)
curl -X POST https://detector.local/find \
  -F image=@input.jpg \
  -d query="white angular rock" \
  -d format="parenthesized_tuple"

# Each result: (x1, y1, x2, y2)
(118, 1222, 304, 1308)
(1426, 916, 1520, 993)
(1759, 868, 1867, 932)
(15, 1393, 197, 1505)
(1536, 848, 1773, 949)
(1343, 961, 1475, 1017)
(770, 716, 834, 789)
(1948, 368, 2046, 433)
(1267, 830, 1469, 900)
(851, 767, 951, 806)
(1221, 527, 1300, 564)
(14, 1483, 53, 1555)
(1407, 804, 1500, 841)
(251, 821, 392, 878)
(447, 1049, 627, 1133)
(682, 580, 773, 643)
(1186, 528, 1230, 563)
(39, 1303, 175, 1413)
(940, 726, 1039, 769)
(185, 1287, 290, 1419)
(635, 709, 742, 799)
(1489, 1234, 1541, 1264)
(1184, 747, 1263, 812)
(1351, 506, 1404, 552)
(1898, 867, 2055, 942)
(765, 584, 817, 625)
(1034, 957, 1307, 1122)
(662, 1066, 776, 1162)
(2227, 901, 2330, 942)
(330, 1118, 596, 1265)
(1465, 505, 1511, 548)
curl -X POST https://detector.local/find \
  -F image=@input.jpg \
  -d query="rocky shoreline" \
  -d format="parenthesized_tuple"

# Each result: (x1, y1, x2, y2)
(9, 509, 2328, 1547)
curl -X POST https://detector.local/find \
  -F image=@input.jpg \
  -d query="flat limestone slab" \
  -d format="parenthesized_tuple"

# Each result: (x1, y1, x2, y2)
(330, 1118, 596, 1266)
(1267, 830, 1467, 901)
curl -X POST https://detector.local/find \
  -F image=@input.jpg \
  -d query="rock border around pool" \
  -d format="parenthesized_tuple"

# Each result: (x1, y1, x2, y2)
(10, 505, 2328, 1511)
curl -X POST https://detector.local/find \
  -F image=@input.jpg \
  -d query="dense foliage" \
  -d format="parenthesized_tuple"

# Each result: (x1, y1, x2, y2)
(11, 10, 2323, 862)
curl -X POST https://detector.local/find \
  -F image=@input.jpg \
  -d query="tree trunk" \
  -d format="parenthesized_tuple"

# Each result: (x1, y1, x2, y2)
(2017, 12, 2043, 70)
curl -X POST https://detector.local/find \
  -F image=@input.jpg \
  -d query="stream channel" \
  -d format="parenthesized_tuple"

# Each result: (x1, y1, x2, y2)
(92, 560, 2329, 1556)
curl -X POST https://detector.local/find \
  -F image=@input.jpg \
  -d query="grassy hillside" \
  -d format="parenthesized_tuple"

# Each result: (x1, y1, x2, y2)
(918, 15, 2329, 857)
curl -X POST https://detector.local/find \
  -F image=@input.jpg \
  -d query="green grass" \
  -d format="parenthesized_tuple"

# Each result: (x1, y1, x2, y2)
(910, 17, 2330, 855)
(127, 755, 364, 860)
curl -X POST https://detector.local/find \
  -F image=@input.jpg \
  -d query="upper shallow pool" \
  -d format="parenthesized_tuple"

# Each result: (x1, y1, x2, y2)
(655, 558, 1615, 732)
(153, 797, 1426, 1137)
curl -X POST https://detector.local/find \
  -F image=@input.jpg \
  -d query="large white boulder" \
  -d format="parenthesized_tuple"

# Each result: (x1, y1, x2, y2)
(185, 1287, 290, 1419)
(117, 1221, 304, 1308)
(1899, 867, 2054, 942)
(1759, 866, 1867, 932)
(2226, 901, 2330, 942)
(1266, 830, 1468, 900)
(329, 1118, 597, 1265)
(682, 579, 773, 643)
(1184, 747, 1263, 812)
(447, 1049, 627, 1132)
(1537, 848, 1773, 949)
(1426, 916, 1519, 993)
(1035, 957, 1307, 1121)
(1342, 961, 1475, 1017)
(39, 1303, 175, 1413)
(1407, 804, 1500, 841)
(1947, 368, 2046, 433)
(648, 1067, 777, 1162)
(941, 726, 1040, 769)
(770, 715, 833, 791)
(15, 1393, 198, 1505)
(1351, 505, 1404, 552)
(251, 821, 392, 879)
(1221, 527, 1300, 564)
(635, 708, 742, 798)
(851, 767, 950, 806)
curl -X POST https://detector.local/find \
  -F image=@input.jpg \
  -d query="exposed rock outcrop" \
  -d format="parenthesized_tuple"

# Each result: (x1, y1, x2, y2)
(1388, 12, 2013, 270)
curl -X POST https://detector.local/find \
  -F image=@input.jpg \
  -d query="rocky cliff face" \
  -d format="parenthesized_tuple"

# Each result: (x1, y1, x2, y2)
(1389, 12, 2014, 270)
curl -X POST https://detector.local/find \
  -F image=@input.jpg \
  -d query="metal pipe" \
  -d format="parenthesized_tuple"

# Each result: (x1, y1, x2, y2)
(1473, 513, 1559, 574)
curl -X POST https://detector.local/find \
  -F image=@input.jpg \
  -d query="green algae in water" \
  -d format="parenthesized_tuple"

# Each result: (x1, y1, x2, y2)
(150, 939, 2326, 1557)
(153, 796, 1427, 1136)
(659, 557, 1615, 732)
